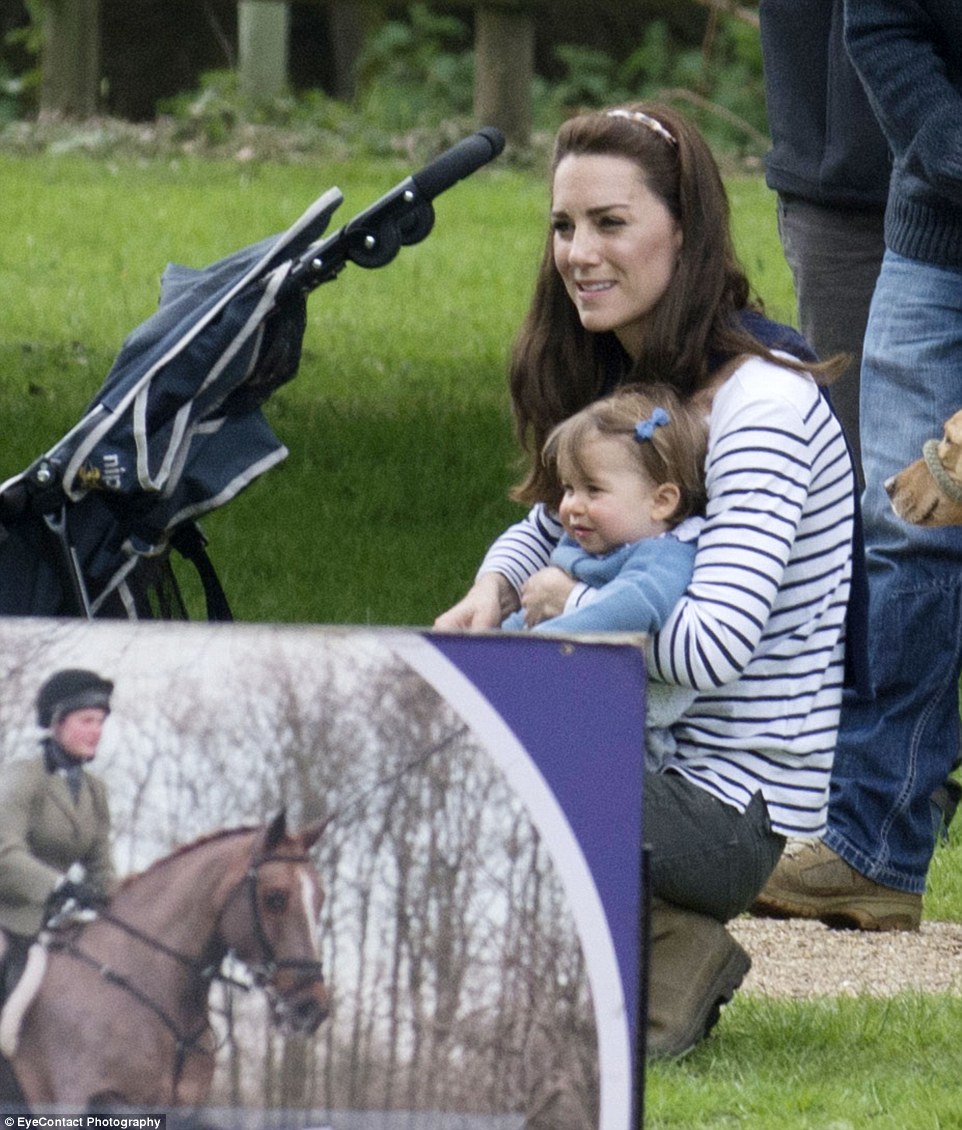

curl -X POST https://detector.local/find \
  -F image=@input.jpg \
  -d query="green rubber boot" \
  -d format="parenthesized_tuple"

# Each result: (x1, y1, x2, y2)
(646, 899, 751, 1060)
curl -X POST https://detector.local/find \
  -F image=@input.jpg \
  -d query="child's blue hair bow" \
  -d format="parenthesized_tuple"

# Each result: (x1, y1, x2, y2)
(634, 407, 670, 442)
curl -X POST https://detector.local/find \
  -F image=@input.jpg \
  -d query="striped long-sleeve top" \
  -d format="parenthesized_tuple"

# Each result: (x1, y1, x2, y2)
(479, 356, 855, 838)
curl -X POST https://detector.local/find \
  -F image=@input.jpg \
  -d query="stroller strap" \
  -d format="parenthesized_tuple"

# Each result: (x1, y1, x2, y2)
(171, 523, 233, 622)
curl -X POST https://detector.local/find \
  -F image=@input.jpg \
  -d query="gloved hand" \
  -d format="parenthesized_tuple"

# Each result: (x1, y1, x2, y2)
(44, 863, 102, 926)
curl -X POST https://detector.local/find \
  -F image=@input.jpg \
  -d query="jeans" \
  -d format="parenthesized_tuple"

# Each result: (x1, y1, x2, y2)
(825, 250, 962, 893)
(777, 195, 886, 486)
(645, 770, 785, 922)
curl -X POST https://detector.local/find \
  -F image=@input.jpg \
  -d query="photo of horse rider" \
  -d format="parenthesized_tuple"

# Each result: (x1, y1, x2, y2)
(0, 667, 116, 1002)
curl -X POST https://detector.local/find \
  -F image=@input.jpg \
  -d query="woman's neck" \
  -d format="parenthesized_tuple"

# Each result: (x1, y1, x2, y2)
(43, 737, 85, 772)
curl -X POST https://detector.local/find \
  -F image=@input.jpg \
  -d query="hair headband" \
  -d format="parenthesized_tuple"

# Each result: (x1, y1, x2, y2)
(606, 108, 678, 148)
(634, 407, 670, 442)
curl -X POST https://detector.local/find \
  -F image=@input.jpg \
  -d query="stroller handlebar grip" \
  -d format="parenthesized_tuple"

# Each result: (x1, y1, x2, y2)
(288, 127, 506, 284)
(410, 127, 506, 201)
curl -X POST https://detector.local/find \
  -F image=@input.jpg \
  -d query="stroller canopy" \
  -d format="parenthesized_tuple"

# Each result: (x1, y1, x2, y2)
(0, 129, 504, 619)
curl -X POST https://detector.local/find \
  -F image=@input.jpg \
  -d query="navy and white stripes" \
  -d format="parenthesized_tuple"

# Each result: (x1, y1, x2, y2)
(481, 357, 855, 838)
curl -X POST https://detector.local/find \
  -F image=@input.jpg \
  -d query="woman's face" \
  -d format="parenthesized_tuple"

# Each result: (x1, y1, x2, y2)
(53, 707, 108, 762)
(551, 153, 682, 359)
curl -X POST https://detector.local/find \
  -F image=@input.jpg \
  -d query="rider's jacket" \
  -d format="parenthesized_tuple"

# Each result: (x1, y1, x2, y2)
(0, 754, 114, 936)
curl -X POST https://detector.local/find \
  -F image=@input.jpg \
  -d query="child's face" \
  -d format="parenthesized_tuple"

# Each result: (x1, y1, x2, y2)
(558, 434, 678, 555)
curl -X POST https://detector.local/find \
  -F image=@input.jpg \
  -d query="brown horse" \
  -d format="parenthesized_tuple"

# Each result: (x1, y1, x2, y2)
(1, 810, 329, 1113)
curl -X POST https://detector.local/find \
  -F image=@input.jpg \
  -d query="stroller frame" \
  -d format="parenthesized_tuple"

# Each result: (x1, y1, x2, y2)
(0, 129, 505, 621)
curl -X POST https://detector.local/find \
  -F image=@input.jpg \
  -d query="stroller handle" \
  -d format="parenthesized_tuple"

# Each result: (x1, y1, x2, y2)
(289, 127, 506, 283)
(410, 126, 506, 201)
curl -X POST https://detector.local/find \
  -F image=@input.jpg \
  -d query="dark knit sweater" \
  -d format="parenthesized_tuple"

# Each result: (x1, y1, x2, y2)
(761, 0, 890, 210)
(845, 0, 962, 266)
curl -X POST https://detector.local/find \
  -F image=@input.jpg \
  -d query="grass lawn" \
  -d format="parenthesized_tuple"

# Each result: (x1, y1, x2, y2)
(2, 148, 961, 1128)
(646, 992, 962, 1128)
(0, 154, 797, 624)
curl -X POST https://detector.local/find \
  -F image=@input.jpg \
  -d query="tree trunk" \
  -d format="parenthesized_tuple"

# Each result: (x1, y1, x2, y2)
(41, 0, 101, 118)
(327, 0, 378, 102)
(473, 3, 533, 145)
(238, 0, 290, 101)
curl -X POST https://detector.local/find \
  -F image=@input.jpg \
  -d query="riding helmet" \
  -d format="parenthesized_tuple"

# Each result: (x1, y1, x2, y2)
(36, 668, 114, 727)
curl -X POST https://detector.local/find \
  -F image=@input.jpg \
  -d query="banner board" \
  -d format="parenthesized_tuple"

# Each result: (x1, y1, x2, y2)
(0, 619, 647, 1129)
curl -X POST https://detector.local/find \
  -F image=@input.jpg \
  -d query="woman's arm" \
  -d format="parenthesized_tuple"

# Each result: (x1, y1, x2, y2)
(434, 504, 564, 630)
(647, 363, 820, 689)
(476, 503, 564, 591)
(434, 572, 519, 630)
(0, 764, 61, 905)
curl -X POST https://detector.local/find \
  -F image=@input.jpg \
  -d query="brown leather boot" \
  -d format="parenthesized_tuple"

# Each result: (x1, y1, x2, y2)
(646, 900, 751, 1060)
(750, 839, 922, 931)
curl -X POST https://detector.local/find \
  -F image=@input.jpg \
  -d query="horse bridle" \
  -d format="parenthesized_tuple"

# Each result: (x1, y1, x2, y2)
(53, 851, 325, 986)
(223, 850, 326, 991)
(44, 849, 325, 1090)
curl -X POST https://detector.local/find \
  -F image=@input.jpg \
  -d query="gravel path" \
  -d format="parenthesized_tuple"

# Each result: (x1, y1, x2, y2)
(729, 917, 962, 998)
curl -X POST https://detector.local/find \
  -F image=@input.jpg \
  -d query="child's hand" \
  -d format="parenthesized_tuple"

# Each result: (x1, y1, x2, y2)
(520, 567, 576, 626)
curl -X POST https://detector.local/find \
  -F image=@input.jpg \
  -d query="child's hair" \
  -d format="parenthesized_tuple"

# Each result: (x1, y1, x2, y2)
(541, 383, 708, 524)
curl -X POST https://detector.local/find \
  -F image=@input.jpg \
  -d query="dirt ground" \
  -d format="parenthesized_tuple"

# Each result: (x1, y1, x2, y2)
(730, 916, 962, 998)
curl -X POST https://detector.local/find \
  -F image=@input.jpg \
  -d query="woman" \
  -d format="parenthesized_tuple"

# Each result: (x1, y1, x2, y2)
(436, 104, 857, 1057)
(0, 668, 116, 1001)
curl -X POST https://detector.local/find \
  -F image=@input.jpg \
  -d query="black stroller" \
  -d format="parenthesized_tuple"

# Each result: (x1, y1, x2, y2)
(0, 129, 504, 621)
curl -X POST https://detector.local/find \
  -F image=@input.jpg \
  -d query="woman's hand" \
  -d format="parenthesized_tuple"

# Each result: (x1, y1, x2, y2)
(434, 573, 519, 631)
(520, 567, 577, 627)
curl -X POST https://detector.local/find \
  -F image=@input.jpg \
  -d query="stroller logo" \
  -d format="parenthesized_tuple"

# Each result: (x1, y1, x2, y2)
(78, 453, 127, 492)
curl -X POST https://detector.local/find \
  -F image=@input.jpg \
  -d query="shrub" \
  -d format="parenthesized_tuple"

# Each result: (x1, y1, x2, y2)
(355, 3, 475, 132)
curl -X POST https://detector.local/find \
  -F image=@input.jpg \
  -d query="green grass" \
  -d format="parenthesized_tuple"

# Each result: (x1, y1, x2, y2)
(647, 993, 962, 1128)
(2, 147, 962, 1130)
(728, 176, 797, 327)
(922, 824, 962, 919)
(0, 157, 791, 624)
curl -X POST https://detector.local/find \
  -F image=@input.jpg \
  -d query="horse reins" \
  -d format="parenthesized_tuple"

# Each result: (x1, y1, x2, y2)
(45, 849, 325, 1092)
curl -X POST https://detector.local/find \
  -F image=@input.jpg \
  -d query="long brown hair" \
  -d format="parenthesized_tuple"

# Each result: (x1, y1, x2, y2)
(509, 102, 839, 504)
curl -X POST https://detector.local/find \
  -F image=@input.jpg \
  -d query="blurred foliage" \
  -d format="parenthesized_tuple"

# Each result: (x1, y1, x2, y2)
(357, 3, 475, 130)
(531, 14, 767, 152)
(0, 2, 768, 158)
(0, 0, 41, 119)
(149, 5, 766, 160)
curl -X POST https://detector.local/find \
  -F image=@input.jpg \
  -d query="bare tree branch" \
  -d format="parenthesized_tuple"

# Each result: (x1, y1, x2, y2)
(657, 85, 770, 150)
(691, 0, 760, 29)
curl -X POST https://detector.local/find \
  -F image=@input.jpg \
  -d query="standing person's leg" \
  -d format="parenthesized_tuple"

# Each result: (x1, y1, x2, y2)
(755, 252, 962, 928)
(828, 253, 962, 885)
(776, 195, 885, 487)
(644, 769, 784, 1057)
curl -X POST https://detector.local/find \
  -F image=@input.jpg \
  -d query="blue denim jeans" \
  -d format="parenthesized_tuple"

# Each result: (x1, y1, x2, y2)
(825, 251, 962, 893)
